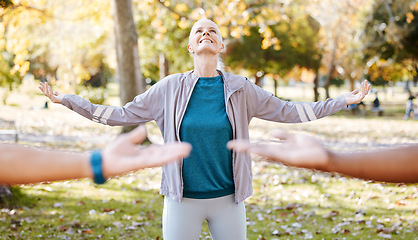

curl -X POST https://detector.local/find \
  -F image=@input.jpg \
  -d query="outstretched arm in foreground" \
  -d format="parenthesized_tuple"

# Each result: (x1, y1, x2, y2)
(228, 130, 418, 183)
(0, 126, 191, 185)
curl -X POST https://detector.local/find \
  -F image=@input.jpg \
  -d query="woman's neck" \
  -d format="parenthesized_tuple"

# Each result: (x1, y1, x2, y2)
(193, 54, 219, 77)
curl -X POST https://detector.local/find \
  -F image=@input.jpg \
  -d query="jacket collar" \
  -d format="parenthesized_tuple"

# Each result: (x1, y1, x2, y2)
(183, 69, 245, 92)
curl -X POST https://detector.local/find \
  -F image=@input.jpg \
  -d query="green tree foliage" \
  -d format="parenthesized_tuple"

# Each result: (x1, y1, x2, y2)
(0, 51, 19, 104)
(304, 0, 375, 98)
(0, 0, 13, 9)
(363, 0, 418, 84)
(364, 0, 418, 61)
(0, 0, 113, 92)
(132, 0, 296, 80)
(226, 12, 321, 89)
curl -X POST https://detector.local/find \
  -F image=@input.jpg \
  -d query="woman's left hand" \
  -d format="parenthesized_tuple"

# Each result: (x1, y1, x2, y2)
(344, 80, 371, 105)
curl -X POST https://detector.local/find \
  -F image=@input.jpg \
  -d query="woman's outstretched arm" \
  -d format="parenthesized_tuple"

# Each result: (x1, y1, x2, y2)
(247, 80, 371, 124)
(39, 82, 157, 126)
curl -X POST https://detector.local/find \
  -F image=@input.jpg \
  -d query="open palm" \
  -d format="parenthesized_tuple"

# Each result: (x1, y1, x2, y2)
(228, 130, 330, 171)
(344, 80, 371, 105)
(101, 126, 192, 178)
(39, 82, 65, 104)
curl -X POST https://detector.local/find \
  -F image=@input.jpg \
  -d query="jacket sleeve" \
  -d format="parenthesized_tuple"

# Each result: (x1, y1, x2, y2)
(245, 81, 347, 123)
(61, 80, 167, 126)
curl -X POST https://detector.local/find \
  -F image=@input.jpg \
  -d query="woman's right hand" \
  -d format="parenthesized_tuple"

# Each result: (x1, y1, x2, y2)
(39, 82, 65, 104)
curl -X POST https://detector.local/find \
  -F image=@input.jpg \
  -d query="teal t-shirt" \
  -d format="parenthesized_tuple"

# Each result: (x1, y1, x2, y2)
(180, 75, 235, 199)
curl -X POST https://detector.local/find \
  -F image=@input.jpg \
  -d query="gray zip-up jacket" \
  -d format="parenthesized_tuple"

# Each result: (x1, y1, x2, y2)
(61, 70, 347, 203)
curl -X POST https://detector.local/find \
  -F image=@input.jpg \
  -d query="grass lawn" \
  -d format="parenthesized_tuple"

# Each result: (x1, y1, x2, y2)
(0, 84, 417, 239)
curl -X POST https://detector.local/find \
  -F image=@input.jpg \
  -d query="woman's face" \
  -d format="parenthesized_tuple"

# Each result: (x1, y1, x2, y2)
(188, 19, 224, 56)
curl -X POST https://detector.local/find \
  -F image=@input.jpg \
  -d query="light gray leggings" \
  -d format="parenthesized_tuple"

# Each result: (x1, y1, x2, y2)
(163, 194, 247, 240)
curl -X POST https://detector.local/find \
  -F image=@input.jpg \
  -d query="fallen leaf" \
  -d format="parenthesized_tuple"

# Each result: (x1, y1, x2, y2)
(404, 194, 416, 200)
(82, 229, 94, 234)
(285, 203, 300, 210)
(322, 210, 339, 219)
(57, 225, 68, 232)
(356, 220, 366, 224)
(146, 212, 155, 220)
(102, 208, 116, 212)
(72, 222, 82, 228)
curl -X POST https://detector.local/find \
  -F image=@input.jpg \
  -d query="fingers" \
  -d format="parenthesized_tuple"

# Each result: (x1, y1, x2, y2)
(139, 142, 192, 168)
(39, 82, 47, 94)
(165, 142, 192, 159)
(246, 144, 292, 164)
(248, 145, 281, 159)
(361, 80, 371, 95)
(45, 83, 51, 96)
(227, 139, 251, 153)
(365, 82, 371, 95)
(123, 125, 148, 145)
(47, 84, 54, 97)
(270, 129, 291, 141)
(39, 82, 52, 99)
(228, 138, 287, 163)
(351, 89, 359, 95)
(228, 129, 292, 154)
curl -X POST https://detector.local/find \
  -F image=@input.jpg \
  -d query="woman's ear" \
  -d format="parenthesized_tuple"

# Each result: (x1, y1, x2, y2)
(219, 43, 225, 53)
(187, 44, 194, 54)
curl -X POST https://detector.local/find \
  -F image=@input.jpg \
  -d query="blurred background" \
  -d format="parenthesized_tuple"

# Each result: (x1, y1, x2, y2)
(0, 0, 417, 108)
(0, 1, 417, 239)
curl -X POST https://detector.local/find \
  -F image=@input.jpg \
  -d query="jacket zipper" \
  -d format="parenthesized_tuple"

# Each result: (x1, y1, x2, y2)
(224, 80, 244, 203)
(176, 73, 200, 200)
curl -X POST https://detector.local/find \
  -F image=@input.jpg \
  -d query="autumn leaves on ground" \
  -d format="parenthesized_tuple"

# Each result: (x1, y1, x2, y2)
(0, 89, 417, 240)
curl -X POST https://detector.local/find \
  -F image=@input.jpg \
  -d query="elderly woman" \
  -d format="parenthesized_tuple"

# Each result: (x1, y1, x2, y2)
(40, 19, 370, 240)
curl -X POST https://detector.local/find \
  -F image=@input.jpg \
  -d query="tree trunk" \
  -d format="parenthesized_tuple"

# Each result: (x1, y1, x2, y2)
(0, 185, 12, 207)
(159, 53, 169, 79)
(324, 44, 337, 99)
(349, 77, 355, 91)
(254, 73, 265, 87)
(273, 78, 278, 97)
(313, 71, 320, 101)
(111, 0, 145, 133)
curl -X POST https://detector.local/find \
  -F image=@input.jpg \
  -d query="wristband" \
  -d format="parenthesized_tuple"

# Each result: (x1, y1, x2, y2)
(90, 150, 106, 184)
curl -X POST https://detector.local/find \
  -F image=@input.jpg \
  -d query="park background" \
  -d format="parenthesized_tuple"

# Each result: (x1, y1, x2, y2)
(0, 0, 417, 239)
